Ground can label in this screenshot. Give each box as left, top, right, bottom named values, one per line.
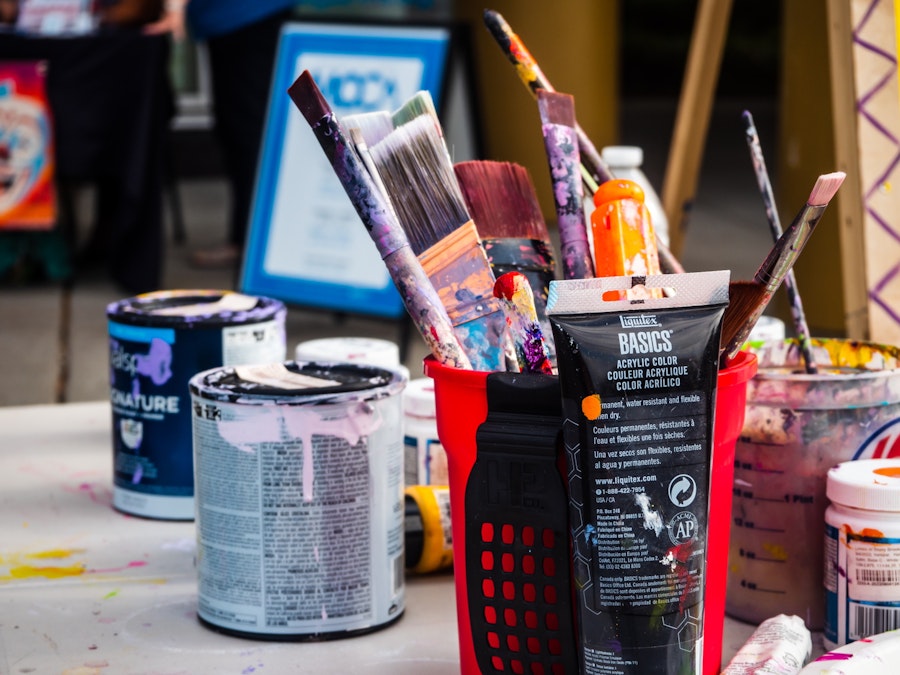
left=109, top=318, right=283, bottom=519
left=191, top=394, right=405, bottom=636
left=825, top=523, right=900, bottom=646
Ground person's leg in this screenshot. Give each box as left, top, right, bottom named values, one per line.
left=191, top=9, right=290, bottom=268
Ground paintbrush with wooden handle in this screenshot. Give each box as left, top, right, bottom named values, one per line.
left=287, top=70, right=472, bottom=370
left=721, top=171, right=846, bottom=364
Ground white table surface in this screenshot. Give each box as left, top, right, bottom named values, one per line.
left=0, top=401, right=789, bottom=674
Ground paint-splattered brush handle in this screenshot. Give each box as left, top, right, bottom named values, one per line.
left=288, top=73, right=471, bottom=370
left=743, top=110, right=817, bottom=373
left=493, top=272, right=554, bottom=375
left=537, top=94, right=595, bottom=280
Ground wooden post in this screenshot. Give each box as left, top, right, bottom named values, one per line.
left=661, top=0, right=734, bottom=258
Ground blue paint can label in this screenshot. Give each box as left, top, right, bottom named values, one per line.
left=107, top=291, right=286, bottom=520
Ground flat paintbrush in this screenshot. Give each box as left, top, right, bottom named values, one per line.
left=455, top=159, right=557, bottom=365
left=743, top=109, right=818, bottom=373
left=482, top=9, right=684, bottom=275
left=721, top=171, right=846, bottom=364
left=536, top=89, right=595, bottom=280
left=369, top=114, right=512, bottom=372
left=286, top=70, right=471, bottom=370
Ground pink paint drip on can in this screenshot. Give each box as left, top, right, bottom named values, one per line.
left=188, top=360, right=407, bottom=639
left=106, top=290, right=286, bottom=520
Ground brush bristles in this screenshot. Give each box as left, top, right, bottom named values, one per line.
left=391, top=90, right=438, bottom=128
left=342, top=111, right=393, bottom=147
left=369, top=115, right=470, bottom=255
left=721, top=281, right=767, bottom=349
left=537, top=89, right=575, bottom=127
left=455, top=160, right=550, bottom=241
left=808, top=171, right=846, bottom=206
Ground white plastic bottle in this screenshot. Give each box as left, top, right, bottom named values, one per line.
left=824, top=459, right=900, bottom=650
left=601, top=145, right=670, bottom=247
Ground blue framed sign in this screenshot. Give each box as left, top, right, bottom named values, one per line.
left=240, top=21, right=453, bottom=318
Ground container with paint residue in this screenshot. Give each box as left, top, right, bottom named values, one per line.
left=107, top=290, right=286, bottom=520
left=189, top=360, right=407, bottom=639
left=825, top=459, right=900, bottom=650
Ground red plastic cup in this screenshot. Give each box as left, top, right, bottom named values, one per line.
left=705, top=350, right=757, bottom=674
left=425, top=350, right=757, bottom=675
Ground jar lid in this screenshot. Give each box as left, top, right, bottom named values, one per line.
left=295, top=337, right=400, bottom=370
left=404, top=378, right=436, bottom=418
left=827, top=459, right=900, bottom=511
left=601, top=145, right=643, bottom=168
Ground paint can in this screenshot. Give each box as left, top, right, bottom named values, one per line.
left=403, top=378, right=445, bottom=486
left=188, top=360, right=407, bottom=639
left=106, top=290, right=286, bottom=520
left=825, top=459, right=900, bottom=649
left=294, top=336, right=401, bottom=371
left=727, top=338, right=900, bottom=630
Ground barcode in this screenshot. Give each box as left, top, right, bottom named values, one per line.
left=856, top=568, right=900, bottom=586
left=392, top=553, right=404, bottom=594
left=850, top=603, right=900, bottom=639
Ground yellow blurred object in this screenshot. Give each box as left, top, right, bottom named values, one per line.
left=405, top=485, right=453, bottom=575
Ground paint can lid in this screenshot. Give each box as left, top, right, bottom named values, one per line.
left=827, top=459, right=900, bottom=511
left=189, top=360, right=406, bottom=405
left=404, top=378, right=436, bottom=418
left=295, top=337, right=400, bottom=369
left=107, top=289, right=284, bottom=328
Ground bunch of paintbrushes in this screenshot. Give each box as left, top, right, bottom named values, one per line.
left=290, top=75, right=520, bottom=372
left=287, top=71, right=472, bottom=370
left=483, top=8, right=684, bottom=277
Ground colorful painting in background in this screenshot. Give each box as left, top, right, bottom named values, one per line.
left=0, top=60, right=56, bottom=231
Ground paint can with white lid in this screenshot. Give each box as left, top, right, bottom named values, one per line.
left=106, top=289, right=286, bottom=520
left=825, top=458, right=900, bottom=649
left=295, top=336, right=408, bottom=378
left=403, top=378, right=445, bottom=486
left=189, top=360, right=407, bottom=639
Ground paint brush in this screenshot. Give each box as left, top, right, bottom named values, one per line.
left=391, top=90, right=439, bottom=128
left=742, top=109, right=817, bottom=373
left=535, top=89, right=595, bottom=280
left=286, top=70, right=472, bottom=370
left=369, top=114, right=512, bottom=372
left=493, top=271, right=554, bottom=375
left=721, top=171, right=846, bottom=363
left=482, top=9, right=684, bottom=275
left=453, top=160, right=556, bottom=313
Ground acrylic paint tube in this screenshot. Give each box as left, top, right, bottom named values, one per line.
left=546, top=270, right=729, bottom=674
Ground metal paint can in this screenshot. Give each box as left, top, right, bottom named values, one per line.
left=106, top=290, right=286, bottom=520
left=188, top=360, right=407, bottom=639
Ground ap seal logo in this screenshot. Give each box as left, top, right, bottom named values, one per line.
left=668, top=511, right=699, bottom=546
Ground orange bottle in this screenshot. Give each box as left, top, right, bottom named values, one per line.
left=590, top=178, right=661, bottom=279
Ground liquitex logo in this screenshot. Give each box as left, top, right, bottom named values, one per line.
left=620, top=314, right=660, bottom=329
left=853, top=418, right=900, bottom=460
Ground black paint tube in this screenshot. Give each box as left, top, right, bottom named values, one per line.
left=546, top=271, right=729, bottom=675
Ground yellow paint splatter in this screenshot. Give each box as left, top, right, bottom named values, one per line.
left=5, top=564, right=85, bottom=580
left=0, top=548, right=86, bottom=581
left=761, top=543, right=788, bottom=561
left=582, top=394, right=602, bottom=421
